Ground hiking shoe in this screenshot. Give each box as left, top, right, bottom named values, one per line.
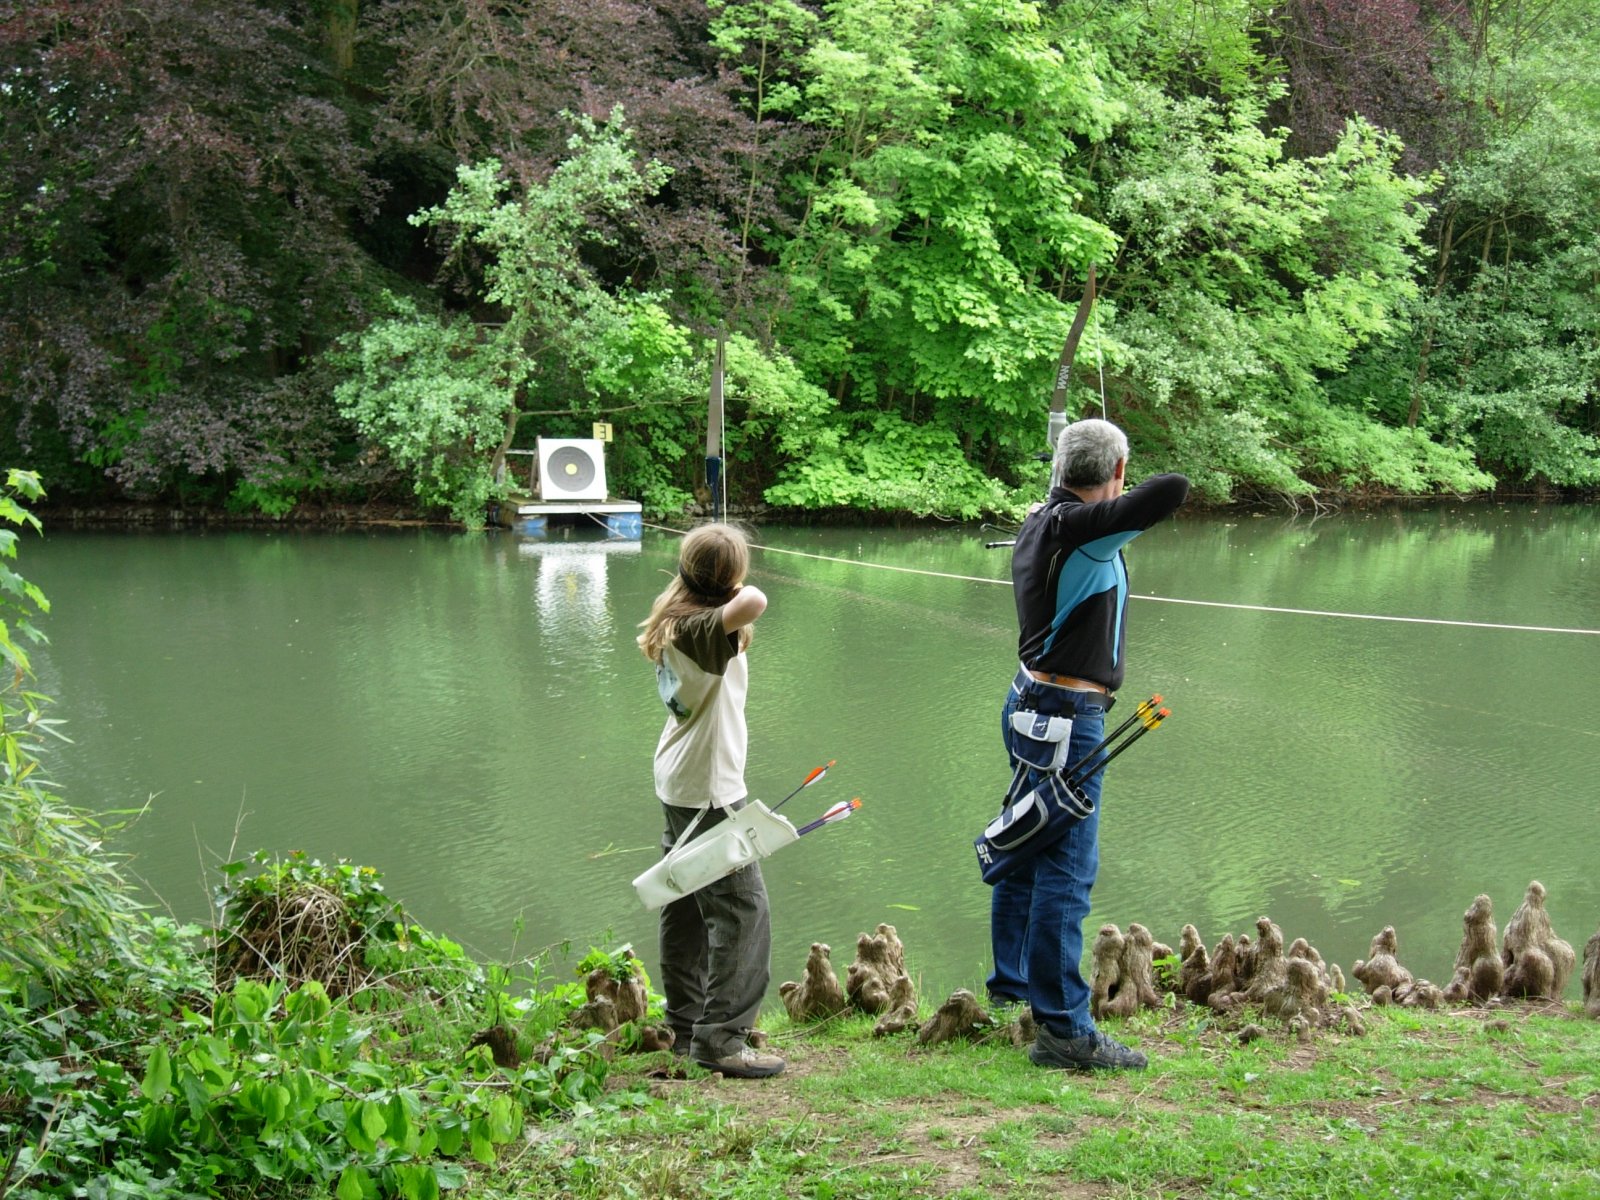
left=1029, top=1026, right=1146, bottom=1071
left=669, top=1028, right=692, bottom=1057
left=695, top=1045, right=786, bottom=1079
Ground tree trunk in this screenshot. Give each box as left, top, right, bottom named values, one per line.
left=1408, top=208, right=1456, bottom=428
left=322, top=0, right=358, bottom=74
left=491, top=403, right=519, bottom=489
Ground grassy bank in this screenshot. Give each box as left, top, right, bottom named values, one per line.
left=470, top=1000, right=1600, bottom=1200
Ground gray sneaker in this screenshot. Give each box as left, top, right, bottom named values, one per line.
left=695, top=1045, right=786, bottom=1079
left=1029, top=1025, right=1146, bottom=1071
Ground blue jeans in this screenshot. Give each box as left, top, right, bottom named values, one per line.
left=987, top=673, right=1109, bottom=1039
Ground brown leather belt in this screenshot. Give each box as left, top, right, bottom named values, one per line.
left=1027, top=669, right=1112, bottom=696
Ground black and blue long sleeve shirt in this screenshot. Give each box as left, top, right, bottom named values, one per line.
left=1011, top=474, right=1189, bottom=692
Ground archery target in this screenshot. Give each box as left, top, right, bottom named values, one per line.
left=536, top=438, right=608, bottom=501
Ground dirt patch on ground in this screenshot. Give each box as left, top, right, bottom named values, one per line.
left=640, top=1057, right=1117, bottom=1198
left=611, top=1002, right=1598, bottom=1198
left=629, top=1025, right=1194, bottom=1198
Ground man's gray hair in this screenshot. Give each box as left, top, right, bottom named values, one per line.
left=1051, top=418, right=1129, bottom=489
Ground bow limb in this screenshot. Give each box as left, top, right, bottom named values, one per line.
left=1047, top=264, right=1098, bottom=453
left=705, top=330, right=726, bottom=521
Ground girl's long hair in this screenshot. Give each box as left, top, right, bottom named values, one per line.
left=637, top=522, right=753, bottom=663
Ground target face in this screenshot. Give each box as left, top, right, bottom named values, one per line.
left=535, top=438, right=609, bottom=502
left=545, top=445, right=597, bottom=493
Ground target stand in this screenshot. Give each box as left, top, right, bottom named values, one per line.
left=493, top=438, right=642, bottom=538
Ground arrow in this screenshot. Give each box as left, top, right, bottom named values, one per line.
left=771, top=759, right=835, bottom=813
left=1065, top=699, right=1169, bottom=785
left=1059, top=695, right=1160, bottom=786
left=1086, top=706, right=1169, bottom=775
left=797, top=797, right=861, bottom=836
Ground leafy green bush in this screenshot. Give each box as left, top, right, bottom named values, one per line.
left=213, top=850, right=413, bottom=995
left=1287, top=395, right=1494, bottom=495
left=4, top=971, right=622, bottom=1199
left=764, top=411, right=1023, bottom=519
left=210, top=850, right=565, bottom=1035
left=6, top=844, right=639, bottom=1200
left=129, top=977, right=596, bottom=1200
left=332, top=295, right=523, bottom=528
left=0, top=470, right=149, bottom=1004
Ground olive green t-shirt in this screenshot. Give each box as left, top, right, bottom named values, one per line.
left=652, top=607, right=748, bottom=808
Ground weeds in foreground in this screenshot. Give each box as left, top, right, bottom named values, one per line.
left=2, top=849, right=649, bottom=1200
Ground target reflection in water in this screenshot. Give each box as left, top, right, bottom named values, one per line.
left=520, top=535, right=640, bottom=640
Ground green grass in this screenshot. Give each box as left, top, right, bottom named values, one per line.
left=467, top=1001, right=1600, bottom=1199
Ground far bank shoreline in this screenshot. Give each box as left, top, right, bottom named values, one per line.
left=33, top=484, right=1596, bottom=533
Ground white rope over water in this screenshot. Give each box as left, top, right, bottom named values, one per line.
left=1133, top=594, right=1600, bottom=637
left=640, top=518, right=1600, bottom=637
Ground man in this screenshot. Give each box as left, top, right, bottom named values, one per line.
left=989, top=418, right=1188, bottom=1070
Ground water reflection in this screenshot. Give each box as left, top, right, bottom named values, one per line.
left=522, top=536, right=640, bottom=642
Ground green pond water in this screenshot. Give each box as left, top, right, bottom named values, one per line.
left=23, top=504, right=1600, bottom=998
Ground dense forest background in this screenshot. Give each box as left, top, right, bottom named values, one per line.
left=2, top=0, right=1596, bottom=524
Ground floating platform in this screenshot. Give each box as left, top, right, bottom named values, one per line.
left=492, top=496, right=643, bottom=538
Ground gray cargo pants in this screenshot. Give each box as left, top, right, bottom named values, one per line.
left=658, top=800, right=772, bottom=1061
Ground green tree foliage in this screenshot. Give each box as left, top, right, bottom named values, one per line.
left=332, top=298, right=529, bottom=526
left=333, top=116, right=674, bottom=524
left=707, top=0, right=821, bottom=264
left=1095, top=78, right=1479, bottom=499
left=2, top=0, right=1598, bottom=517
left=1061, top=0, right=1497, bottom=502
left=771, top=0, right=1120, bottom=467
left=0, top=0, right=385, bottom=512
left=371, top=0, right=788, bottom=315
left=1405, top=1, right=1600, bottom=485
left=712, top=0, right=1512, bottom=509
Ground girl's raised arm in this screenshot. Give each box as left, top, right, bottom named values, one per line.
left=721, top=584, right=767, bottom=633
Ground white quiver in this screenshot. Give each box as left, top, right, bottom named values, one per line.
left=632, top=801, right=800, bottom=910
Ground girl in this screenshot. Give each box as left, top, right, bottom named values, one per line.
left=636, top=522, right=784, bottom=1079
